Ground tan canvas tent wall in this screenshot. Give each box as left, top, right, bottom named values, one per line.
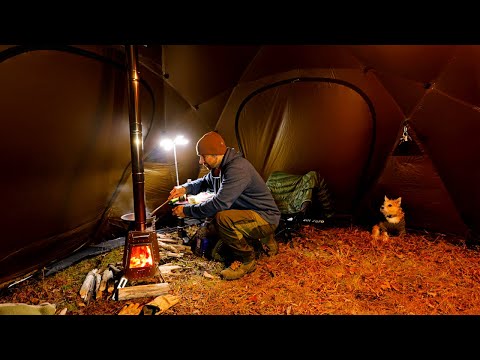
left=0, top=44, right=478, bottom=287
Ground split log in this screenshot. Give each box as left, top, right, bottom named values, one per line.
left=107, top=278, right=115, bottom=294
left=157, top=239, right=183, bottom=245
left=117, top=283, right=170, bottom=301
left=168, top=244, right=191, bottom=252
left=94, top=273, right=102, bottom=298
left=158, top=241, right=179, bottom=253
left=157, top=235, right=180, bottom=243
left=79, top=269, right=98, bottom=302
left=99, top=269, right=113, bottom=292
left=109, top=264, right=122, bottom=276
left=163, top=252, right=184, bottom=258
left=100, top=269, right=114, bottom=297
left=159, top=265, right=183, bottom=274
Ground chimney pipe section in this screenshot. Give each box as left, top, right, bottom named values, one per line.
left=125, top=45, right=147, bottom=231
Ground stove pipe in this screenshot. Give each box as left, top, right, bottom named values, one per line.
left=125, top=45, right=147, bottom=231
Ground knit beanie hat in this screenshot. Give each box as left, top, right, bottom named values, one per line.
left=196, top=131, right=227, bottom=156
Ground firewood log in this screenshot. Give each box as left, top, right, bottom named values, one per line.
left=164, top=252, right=184, bottom=258
left=79, top=269, right=98, bottom=302
left=109, top=264, right=122, bottom=276
left=107, top=278, right=115, bottom=294
left=117, top=283, right=170, bottom=301
left=177, top=245, right=193, bottom=253
left=158, top=241, right=179, bottom=253
left=156, top=236, right=180, bottom=244
left=94, top=273, right=102, bottom=299
left=158, top=265, right=183, bottom=274
left=99, top=269, right=113, bottom=292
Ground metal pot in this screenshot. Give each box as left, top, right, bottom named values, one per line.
left=120, top=212, right=156, bottom=230
left=120, top=212, right=154, bottom=222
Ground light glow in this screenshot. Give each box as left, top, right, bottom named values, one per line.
left=159, top=134, right=189, bottom=186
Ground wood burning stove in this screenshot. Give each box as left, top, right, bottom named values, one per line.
left=122, top=231, right=161, bottom=281
left=113, top=45, right=165, bottom=300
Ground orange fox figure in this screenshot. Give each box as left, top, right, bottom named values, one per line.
left=372, top=195, right=406, bottom=241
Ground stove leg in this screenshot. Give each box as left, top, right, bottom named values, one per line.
left=157, top=271, right=166, bottom=283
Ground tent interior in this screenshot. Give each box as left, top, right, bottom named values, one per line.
left=1, top=44, right=479, bottom=288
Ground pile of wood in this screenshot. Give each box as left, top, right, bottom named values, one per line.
left=78, top=233, right=195, bottom=303
left=78, top=264, right=120, bottom=303
left=156, top=233, right=193, bottom=259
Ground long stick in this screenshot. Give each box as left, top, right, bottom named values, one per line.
left=150, top=198, right=171, bottom=217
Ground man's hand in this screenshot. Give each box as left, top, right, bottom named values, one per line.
left=168, top=186, right=186, bottom=201
left=172, top=205, right=185, bottom=218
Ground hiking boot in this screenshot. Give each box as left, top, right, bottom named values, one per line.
left=220, top=259, right=257, bottom=280
left=260, top=234, right=278, bottom=257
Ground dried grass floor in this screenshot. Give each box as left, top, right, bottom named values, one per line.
left=2, top=225, right=480, bottom=315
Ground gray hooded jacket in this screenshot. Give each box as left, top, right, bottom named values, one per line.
left=182, top=148, right=281, bottom=226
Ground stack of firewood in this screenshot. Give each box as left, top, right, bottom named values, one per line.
left=79, top=264, right=121, bottom=303
left=156, top=233, right=193, bottom=258
left=79, top=262, right=175, bottom=303
left=78, top=235, right=194, bottom=303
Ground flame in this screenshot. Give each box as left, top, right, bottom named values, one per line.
left=129, top=245, right=153, bottom=268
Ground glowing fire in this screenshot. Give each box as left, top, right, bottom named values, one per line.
left=129, top=245, right=153, bottom=268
